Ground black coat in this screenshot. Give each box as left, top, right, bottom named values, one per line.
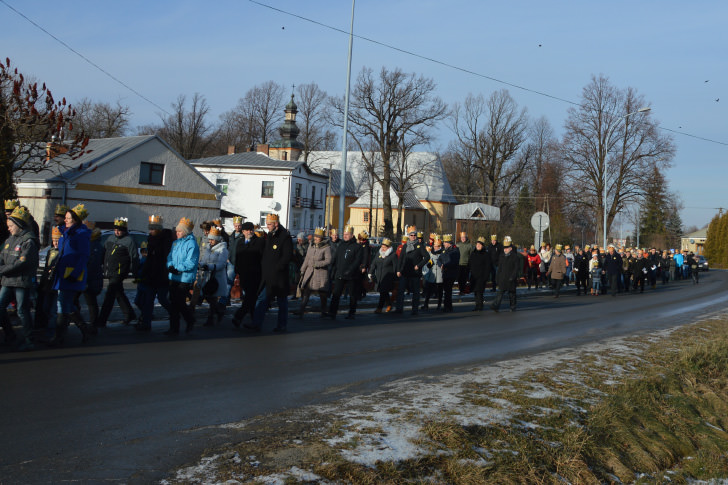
left=438, top=246, right=460, bottom=282
left=603, top=251, right=623, bottom=276
left=142, top=229, right=173, bottom=288
left=260, top=225, right=293, bottom=297
left=235, top=235, right=264, bottom=291
left=468, top=248, right=492, bottom=284
left=397, top=241, right=429, bottom=277
left=331, top=238, right=364, bottom=280
left=488, top=242, right=503, bottom=265
left=370, top=248, right=398, bottom=292
left=496, top=249, right=521, bottom=290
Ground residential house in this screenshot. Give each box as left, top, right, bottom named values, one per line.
left=681, top=227, right=707, bottom=255
left=14, top=135, right=220, bottom=245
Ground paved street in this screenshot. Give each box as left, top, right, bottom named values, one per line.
left=1, top=272, right=726, bottom=483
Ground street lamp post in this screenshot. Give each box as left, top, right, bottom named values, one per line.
left=602, top=106, right=651, bottom=250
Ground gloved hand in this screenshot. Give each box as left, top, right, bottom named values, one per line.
left=168, top=266, right=181, bottom=275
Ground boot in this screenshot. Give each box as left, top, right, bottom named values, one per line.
left=203, top=309, right=215, bottom=327
left=48, top=314, right=70, bottom=347
left=70, top=311, right=96, bottom=343
left=296, top=293, right=310, bottom=317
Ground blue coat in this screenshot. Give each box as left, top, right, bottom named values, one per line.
left=167, top=233, right=199, bottom=284
left=53, top=223, right=91, bottom=292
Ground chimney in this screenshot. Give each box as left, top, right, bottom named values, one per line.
left=45, top=141, right=69, bottom=161
left=256, top=144, right=269, bottom=156
left=227, top=145, right=235, bottom=155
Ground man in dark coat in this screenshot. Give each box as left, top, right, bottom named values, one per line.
left=602, top=244, right=623, bottom=297
left=135, top=215, right=173, bottom=331
left=490, top=236, right=520, bottom=312
left=326, top=226, right=364, bottom=320
left=468, top=237, right=492, bottom=311
left=395, top=226, right=429, bottom=315
left=632, top=249, right=648, bottom=293
left=94, top=217, right=139, bottom=327
left=232, top=221, right=264, bottom=326
left=248, top=214, right=292, bottom=332
left=573, top=247, right=590, bottom=296
left=487, top=234, right=502, bottom=292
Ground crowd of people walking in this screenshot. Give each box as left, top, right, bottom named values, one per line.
left=0, top=198, right=705, bottom=351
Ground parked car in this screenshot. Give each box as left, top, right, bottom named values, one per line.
left=698, top=255, right=709, bottom=271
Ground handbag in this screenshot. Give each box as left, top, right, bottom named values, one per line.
left=202, top=276, right=219, bottom=296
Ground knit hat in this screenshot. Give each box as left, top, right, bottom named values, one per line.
left=8, top=206, right=30, bottom=228
left=208, top=226, right=222, bottom=241
left=297, top=232, right=305, bottom=240
left=54, top=204, right=69, bottom=216
left=148, top=214, right=163, bottom=230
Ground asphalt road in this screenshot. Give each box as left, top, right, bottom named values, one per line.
left=1, top=271, right=726, bottom=483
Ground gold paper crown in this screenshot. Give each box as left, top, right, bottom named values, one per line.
left=9, top=206, right=30, bottom=224
left=54, top=204, right=69, bottom=216
left=212, top=219, right=222, bottom=226
left=381, top=237, right=392, bottom=246
left=442, top=234, right=453, bottom=243
left=149, top=214, right=163, bottom=226
left=344, top=225, right=355, bottom=234
left=178, top=217, right=194, bottom=230
left=401, top=235, right=408, bottom=242
left=416, top=231, right=423, bottom=238
left=233, top=216, right=243, bottom=224
left=529, top=244, right=535, bottom=250
left=71, top=204, right=88, bottom=221
left=407, top=225, right=417, bottom=234
left=477, top=236, right=487, bottom=244
left=503, top=236, right=512, bottom=247
left=491, top=234, right=497, bottom=240
left=314, top=227, right=325, bottom=237
left=114, top=217, right=128, bottom=228
left=141, top=241, right=148, bottom=249
left=4, top=199, right=20, bottom=211
left=460, top=231, right=468, bottom=237
left=52, top=226, right=63, bottom=239
left=429, top=233, right=437, bottom=240
left=329, top=228, right=337, bottom=235
left=265, top=213, right=279, bottom=223
left=555, top=244, right=562, bottom=251
left=209, top=226, right=222, bottom=238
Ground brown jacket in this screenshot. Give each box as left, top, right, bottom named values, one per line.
left=299, top=241, right=331, bottom=291
left=548, top=253, right=567, bottom=280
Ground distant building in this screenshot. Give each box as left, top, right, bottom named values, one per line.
left=15, top=135, right=220, bottom=245
left=681, top=227, right=707, bottom=255
left=308, top=151, right=457, bottom=235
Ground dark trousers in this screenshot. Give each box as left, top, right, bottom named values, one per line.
left=234, top=281, right=259, bottom=322
left=96, top=279, right=134, bottom=325
left=552, top=278, right=563, bottom=297
left=300, top=287, right=328, bottom=314
left=396, top=276, right=421, bottom=312
left=608, top=273, right=619, bottom=296
left=139, top=285, right=170, bottom=327
left=457, top=266, right=470, bottom=293
left=377, top=291, right=392, bottom=310
left=76, top=288, right=100, bottom=325
left=633, top=274, right=645, bottom=292
left=443, top=279, right=455, bottom=310
left=473, top=277, right=487, bottom=309
left=169, top=281, right=194, bottom=331
left=491, top=284, right=517, bottom=311
left=527, top=268, right=539, bottom=288
left=623, top=273, right=632, bottom=292
left=329, top=278, right=359, bottom=317
left=490, top=265, right=498, bottom=291
left=423, top=282, right=442, bottom=308
left=575, top=272, right=588, bottom=294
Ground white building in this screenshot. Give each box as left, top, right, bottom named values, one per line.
left=190, top=150, right=329, bottom=235
left=15, top=135, right=220, bottom=244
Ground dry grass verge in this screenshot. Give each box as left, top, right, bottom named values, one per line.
left=163, top=314, right=728, bottom=484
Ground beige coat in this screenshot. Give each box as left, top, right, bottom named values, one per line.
left=299, top=241, right=331, bottom=291
left=548, top=253, right=567, bottom=280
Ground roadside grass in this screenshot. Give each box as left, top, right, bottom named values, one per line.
left=164, top=315, right=728, bottom=484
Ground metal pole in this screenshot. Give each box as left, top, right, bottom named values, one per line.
left=338, top=0, right=356, bottom=234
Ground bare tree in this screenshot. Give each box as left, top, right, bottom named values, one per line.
left=330, top=67, right=447, bottom=237
left=0, top=58, right=88, bottom=198
left=154, top=93, right=214, bottom=159
left=72, top=98, right=130, bottom=138
left=449, top=90, right=529, bottom=210
left=295, top=82, right=337, bottom=167
left=562, top=75, right=675, bottom=240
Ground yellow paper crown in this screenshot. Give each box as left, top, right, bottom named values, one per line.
left=71, top=204, right=88, bottom=221
left=314, top=227, right=326, bottom=237
left=381, top=237, right=392, bottom=246
left=209, top=226, right=222, bottom=238
left=4, top=199, right=20, bottom=211
left=265, top=213, right=279, bottom=223
left=9, top=206, right=30, bottom=224
left=178, top=217, right=194, bottom=230
left=442, top=234, right=453, bottom=243
left=149, top=214, right=163, bottom=227
left=114, top=217, right=128, bottom=228
left=344, top=225, right=355, bottom=234
left=477, top=236, right=487, bottom=244
left=233, top=216, right=243, bottom=224
left=503, top=236, right=512, bottom=247
left=54, top=204, right=69, bottom=216
left=52, top=226, right=63, bottom=239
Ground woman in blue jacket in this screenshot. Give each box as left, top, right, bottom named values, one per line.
left=165, top=217, right=199, bottom=335
left=50, top=204, right=95, bottom=346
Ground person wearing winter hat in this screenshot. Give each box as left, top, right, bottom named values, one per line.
left=0, top=206, right=39, bottom=350
left=49, top=204, right=95, bottom=346
left=94, top=217, right=139, bottom=328
left=198, top=226, right=229, bottom=326
left=296, top=227, right=331, bottom=317
left=164, top=217, right=199, bottom=335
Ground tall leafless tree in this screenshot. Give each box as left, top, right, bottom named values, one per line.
left=295, top=82, right=337, bottom=167
left=148, top=93, right=214, bottom=159
left=219, top=81, right=285, bottom=152
left=72, top=98, right=130, bottom=138
left=449, top=90, right=529, bottom=211
left=330, top=67, right=447, bottom=237
left=561, top=75, right=675, bottom=241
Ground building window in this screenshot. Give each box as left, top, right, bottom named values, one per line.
left=260, top=212, right=270, bottom=227
left=318, top=215, right=323, bottom=227
left=309, top=214, right=314, bottom=229
left=216, top=178, right=229, bottom=195
left=261, top=181, right=274, bottom=198
left=139, top=162, right=164, bottom=185
left=363, top=212, right=369, bottom=223
left=295, top=183, right=302, bottom=198
left=292, top=213, right=301, bottom=229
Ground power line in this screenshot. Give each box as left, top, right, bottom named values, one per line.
left=1, top=0, right=170, bottom=116
left=249, top=0, right=728, bottom=148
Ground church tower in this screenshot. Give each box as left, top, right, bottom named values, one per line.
left=269, top=94, right=304, bottom=161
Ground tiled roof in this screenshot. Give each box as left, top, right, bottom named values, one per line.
left=189, top=152, right=302, bottom=169
left=319, top=168, right=357, bottom=197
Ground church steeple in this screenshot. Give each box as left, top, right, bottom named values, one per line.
left=269, top=93, right=304, bottom=161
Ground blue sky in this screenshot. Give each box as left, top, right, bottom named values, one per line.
left=3, top=0, right=726, bottom=230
